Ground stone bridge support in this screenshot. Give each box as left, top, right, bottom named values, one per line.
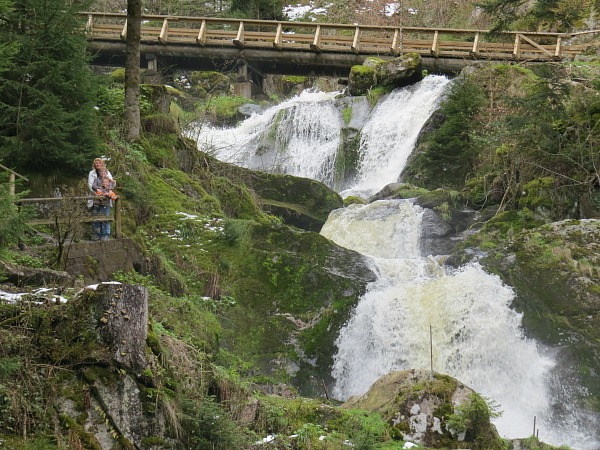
left=234, top=57, right=265, bottom=99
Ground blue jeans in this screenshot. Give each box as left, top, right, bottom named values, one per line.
left=92, top=203, right=111, bottom=240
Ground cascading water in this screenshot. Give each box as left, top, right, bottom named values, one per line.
left=190, top=90, right=344, bottom=186
left=192, top=75, right=599, bottom=449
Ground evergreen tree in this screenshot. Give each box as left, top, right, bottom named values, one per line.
left=230, top=0, right=285, bottom=20
left=0, top=0, right=100, bottom=174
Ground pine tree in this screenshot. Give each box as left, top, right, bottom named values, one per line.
left=0, top=0, right=100, bottom=173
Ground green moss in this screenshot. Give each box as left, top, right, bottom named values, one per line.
left=343, top=195, right=367, bottom=206
left=59, top=414, right=103, bottom=450
left=282, top=75, right=308, bottom=84
left=342, top=106, right=352, bottom=125
left=367, top=84, right=394, bottom=106
left=349, top=65, right=376, bottom=96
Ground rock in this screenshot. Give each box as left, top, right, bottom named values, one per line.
left=375, top=52, right=423, bottom=88
left=238, top=103, right=263, bottom=117
left=348, top=65, right=376, bottom=96
left=64, top=238, right=145, bottom=285
left=189, top=70, right=230, bottom=95
left=342, top=369, right=503, bottom=449
left=0, top=260, right=74, bottom=287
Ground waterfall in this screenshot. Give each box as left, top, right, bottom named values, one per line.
left=191, top=90, right=343, bottom=186
left=192, top=76, right=598, bottom=449
left=341, top=76, right=451, bottom=198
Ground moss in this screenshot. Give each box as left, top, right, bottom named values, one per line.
left=349, top=65, right=376, bottom=96
left=59, top=413, right=103, bottom=450
left=342, top=106, right=352, bottom=125
left=343, top=195, right=367, bottom=206
left=281, top=75, right=308, bottom=85
left=367, top=84, right=394, bottom=106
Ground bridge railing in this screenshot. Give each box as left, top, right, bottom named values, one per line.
left=81, top=12, right=589, bottom=61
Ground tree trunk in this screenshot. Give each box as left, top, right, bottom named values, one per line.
left=125, top=0, right=142, bottom=141
left=93, top=283, right=148, bottom=371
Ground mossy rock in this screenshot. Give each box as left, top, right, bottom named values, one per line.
left=348, top=65, right=376, bottom=96
left=219, top=220, right=376, bottom=395
left=342, top=370, right=504, bottom=449
left=189, top=71, right=230, bottom=95
left=196, top=151, right=343, bottom=231
left=374, top=52, right=423, bottom=88
left=279, top=75, right=312, bottom=96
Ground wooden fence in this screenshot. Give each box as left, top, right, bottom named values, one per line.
left=17, top=196, right=122, bottom=239
left=81, top=12, right=591, bottom=61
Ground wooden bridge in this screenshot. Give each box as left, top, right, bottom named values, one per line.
left=82, top=12, right=593, bottom=79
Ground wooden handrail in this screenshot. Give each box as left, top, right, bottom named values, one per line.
left=0, top=163, right=28, bottom=197
left=80, top=12, right=589, bottom=63
left=17, top=196, right=122, bottom=239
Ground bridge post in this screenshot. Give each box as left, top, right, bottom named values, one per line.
left=146, top=54, right=158, bottom=71
left=234, top=58, right=252, bottom=98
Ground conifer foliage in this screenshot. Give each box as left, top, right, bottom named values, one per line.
left=0, top=0, right=100, bottom=173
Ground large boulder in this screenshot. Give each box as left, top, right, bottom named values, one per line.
left=195, top=150, right=343, bottom=232
left=342, top=369, right=504, bottom=449
left=375, top=52, right=423, bottom=88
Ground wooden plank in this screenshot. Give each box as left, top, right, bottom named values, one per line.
left=351, top=26, right=360, bottom=54
left=310, top=24, right=322, bottom=52
left=197, top=19, right=207, bottom=45
left=233, top=21, right=245, bottom=48
left=274, top=22, right=283, bottom=49
left=159, top=17, right=169, bottom=43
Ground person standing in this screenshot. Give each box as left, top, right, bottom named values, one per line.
left=93, top=173, right=117, bottom=241
left=88, top=158, right=114, bottom=240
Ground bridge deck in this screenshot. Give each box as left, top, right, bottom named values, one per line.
left=82, top=13, right=593, bottom=75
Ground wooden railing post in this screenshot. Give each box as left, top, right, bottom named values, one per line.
left=120, top=20, right=127, bottom=41
left=114, top=197, right=122, bottom=238
left=471, top=32, right=480, bottom=56
left=233, top=21, right=245, bottom=48
left=310, top=25, right=322, bottom=52
left=273, top=22, right=283, bottom=49
left=431, top=30, right=439, bottom=57
left=351, top=26, right=360, bottom=54
left=196, top=19, right=207, bottom=45
left=513, top=33, right=522, bottom=60
left=159, top=17, right=169, bottom=43
left=555, top=36, right=563, bottom=58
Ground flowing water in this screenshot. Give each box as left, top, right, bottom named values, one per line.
left=193, top=75, right=599, bottom=449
